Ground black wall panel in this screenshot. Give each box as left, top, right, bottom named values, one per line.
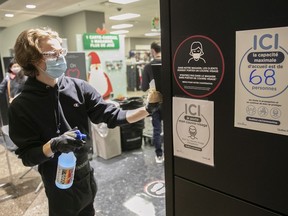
left=175, top=177, right=281, bottom=216
left=162, top=0, right=288, bottom=215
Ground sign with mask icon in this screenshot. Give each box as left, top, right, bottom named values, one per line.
left=173, top=35, right=225, bottom=98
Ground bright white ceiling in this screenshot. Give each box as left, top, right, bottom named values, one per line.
left=0, top=0, right=161, bottom=38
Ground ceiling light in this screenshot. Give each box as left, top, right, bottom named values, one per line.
left=109, top=0, right=140, bottom=4
left=110, top=30, right=129, bottom=34
left=112, top=24, right=133, bottom=29
left=145, top=32, right=161, bottom=37
left=26, top=4, right=36, bottom=9
left=109, top=13, right=140, bottom=21
left=5, top=13, right=14, bottom=18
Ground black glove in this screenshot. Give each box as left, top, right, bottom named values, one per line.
left=50, top=134, right=85, bottom=153
left=145, top=102, right=161, bottom=114
left=145, top=88, right=162, bottom=114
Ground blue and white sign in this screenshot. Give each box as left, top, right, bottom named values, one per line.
left=235, top=27, right=288, bottom=135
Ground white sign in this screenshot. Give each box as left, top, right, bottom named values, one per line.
left=173, top=97, right=214, bottom=166
left=235, top=27, right=288, bottom=136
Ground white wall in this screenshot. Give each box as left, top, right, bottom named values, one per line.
left=0, top=16, right=63, bottom=57
left=62, top=12, right=87, bottom=51
left=0, top=16, right=63, bottom=76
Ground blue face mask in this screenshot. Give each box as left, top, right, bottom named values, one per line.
left=45, top=55, right=67, bottom=79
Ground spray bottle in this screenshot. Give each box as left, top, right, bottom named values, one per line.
left=55, top=130, right=87, bottom=189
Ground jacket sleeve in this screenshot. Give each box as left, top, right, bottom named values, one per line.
left=81, top=81, right=129, bottom=128
left=0, top=75, right=8, bottom=94
left=8, top=102, right=51, bottom=167
left=141, top=63, right=152, bottom=92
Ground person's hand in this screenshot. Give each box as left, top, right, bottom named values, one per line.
left=50, top=130, right=85, bottom=153
left=147, top=88, right=163, bottom=103
left=145, top=88, right=163, bottom=114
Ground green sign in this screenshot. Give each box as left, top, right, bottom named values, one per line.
left=83, top=33, right=120, bottom=50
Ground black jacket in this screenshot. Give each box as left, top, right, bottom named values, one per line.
left=141, top=58, right=161, bottom=91
left=0, top=74, right=27, bottom=98
left=8, top=75, right=127, bottom=184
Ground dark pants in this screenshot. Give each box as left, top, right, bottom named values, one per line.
left=44, top=163, right=97, bottom=216
left=152, top=109, right=162, bottom=157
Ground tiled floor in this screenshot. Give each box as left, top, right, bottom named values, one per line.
left=92, top=144, right=166, bottom=216
left=0, top=135, right=166, bottom=216
left=0, top=139, right=44, bottom=216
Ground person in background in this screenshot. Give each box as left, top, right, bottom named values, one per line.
left=141, top=41, right=164, bottom=163
left=9, top=27, right=162, bottom=216
left=0, top=58, right=27, bottom=103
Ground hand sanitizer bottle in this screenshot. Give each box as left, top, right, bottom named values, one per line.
left=55, top=130, right=86, bottom=189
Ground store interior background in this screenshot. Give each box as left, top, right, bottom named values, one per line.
left=0, top=0, right=162, bottom=118
left=0, top=0, right=166, bottom=215
left=0, top=0, right=161, bottom=58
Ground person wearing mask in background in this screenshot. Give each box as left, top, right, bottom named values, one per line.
left=141, top=41, right=164, bottom=164
left=0, top=58, right=27, bottom=103
left=8, top=27, right=162, bottom=216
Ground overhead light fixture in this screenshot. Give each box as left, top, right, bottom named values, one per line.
left=112, top=24, right=133, bottom=29
left=145, top=32, right=161, bottom=37
left=109, top=0, right=140, bottom=4
left=110, top=30, right=129, bottom=34
left=5, top=13, right=14, bottom=18
left=109, top=13, right=140, bottom=21
left=26, top=4, right=36, bottom=9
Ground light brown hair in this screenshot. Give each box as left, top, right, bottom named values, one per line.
left=14, top=27, right=62, bottom=77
